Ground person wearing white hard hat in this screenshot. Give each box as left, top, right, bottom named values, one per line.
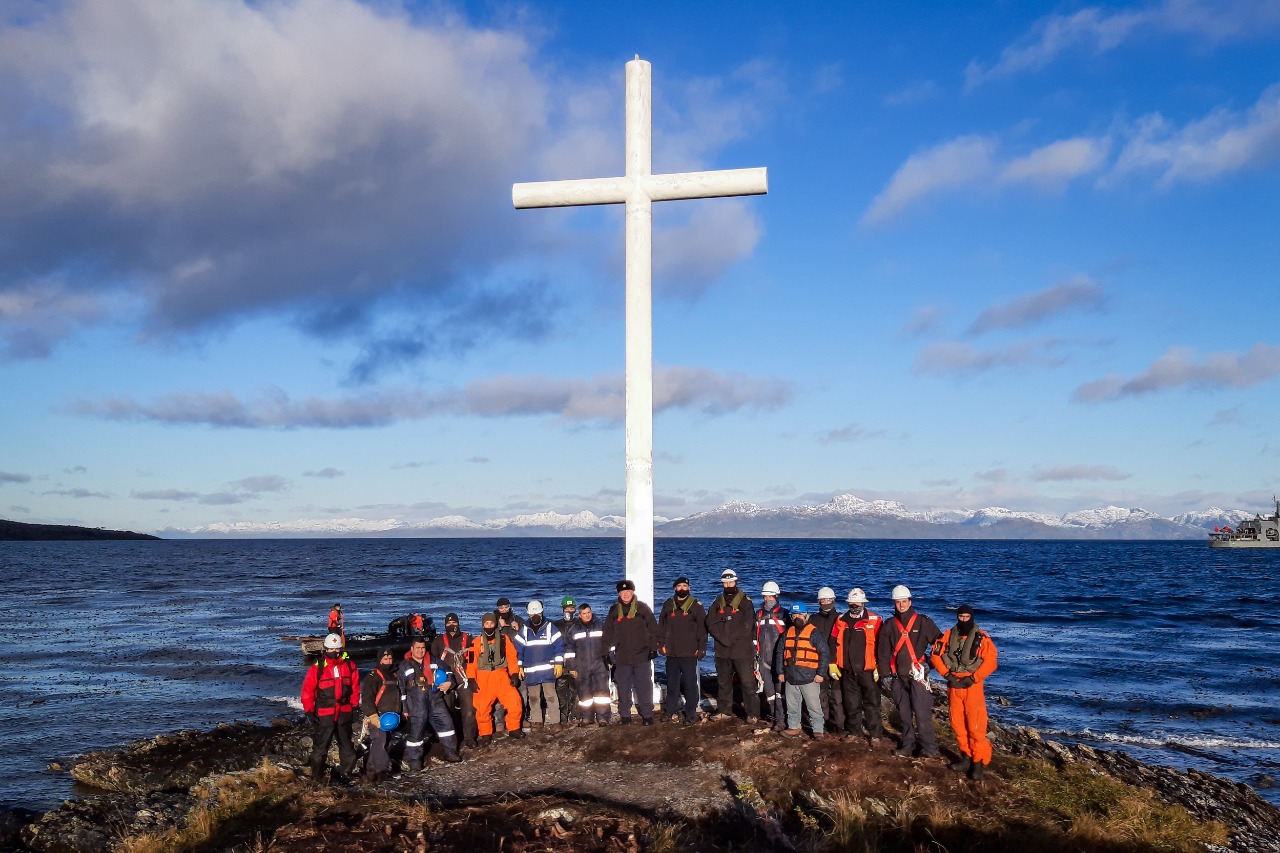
left=831, top=588, right=885, bottom=743
left=706, top=569, right=760, bottom=722
left=876, top=585, right=942, bottom=759
left=514, top=599, right=565, bottom=731
left=809, top=586, right=844, bottom=735
left=755, top=581, right=787, bottom=730
left=301, top=633, right=360, bottom=784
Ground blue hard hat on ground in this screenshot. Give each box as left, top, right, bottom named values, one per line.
left=378, top=711, right=401, bottom=731
left=789, top=602, right=808, bottom=614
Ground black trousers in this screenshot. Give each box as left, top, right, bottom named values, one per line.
left=820, top=675, right=845, bottom=732
left=714, top=656, right=760, bottom=718
left=840, top=669, right=883, bottom=736
left=614, top=662, right=655, bottom=720
left=309, top=712, right=356, bottom=776
left=444, top=683, right=478, bottom=746
left=664, top=656, right=700, bottom=720
left=556, top=673, right=579, bottom=722
left=890, top=677, right=937, bottom=754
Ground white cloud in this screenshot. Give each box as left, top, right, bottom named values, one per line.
left=1000, top=137, right=1111, bottom=188
left=967, top=277, right=1105, bottom=335
left=71, top=365, right=795, bottom=428
left=0, top=1, right=768, bottom=363
left=1030, top=464, right=1131, bottom=482
left=653, top=200, right=762, bottom=300
left=1074, top=344, right=1280, bottom=402
left=1112, top=83, right=1280, bottom=184
left=914, top=338, right=1067, bottom=377
left=966, top=1, right=1280, bottom=90
left=861, top=136, right=996, bottom=225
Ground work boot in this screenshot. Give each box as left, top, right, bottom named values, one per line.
left=619, top=717, right=632, bottom=725
left=406, top=760, right=423, bottom=773
left=544, top=723, right=560, bottom=733
left=641, top=717, right=654, bottom=726
left=507, top=728, right=526, bottom=740
left=308, top=760, right=326, bottom=785
left=949, top=756, right=972, bottom=773
left=475, top=734, right=492, bottom=749
left=893, top=746, right=916, bottom=758
left=780, top=729, right=803, bottom=738
left=531, top=722, right=543, bottom=732
left=968, top=761, right=985, bottom=781
left=441, top=752, right=463, bottom=763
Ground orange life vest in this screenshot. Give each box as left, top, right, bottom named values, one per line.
left=781, top=623, right=821, bottom=670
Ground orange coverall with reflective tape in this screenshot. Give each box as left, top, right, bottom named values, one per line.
left=930, top=627, right=999, bottom=765
left=466, top=633, right=524, bottom=736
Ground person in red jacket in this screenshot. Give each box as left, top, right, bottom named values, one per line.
left=301, top=633, right=359, bottom=783
left=930, top=605, right=999, bottom=780
left=830, top=587, right=884, bottom=742
left=466, top=612, right=526, bottom=745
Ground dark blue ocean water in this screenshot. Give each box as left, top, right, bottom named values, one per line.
left=2, top=538, right=1279, bottom=811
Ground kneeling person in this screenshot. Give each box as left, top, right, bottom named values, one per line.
left=398, top=638, right=462, bottom=769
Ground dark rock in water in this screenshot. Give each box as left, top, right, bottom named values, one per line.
left=68, top=719, right=310, bottom=794
left=0, top=807, right=38, bottom=850
left=1255, top=774, right=1278, bottom=789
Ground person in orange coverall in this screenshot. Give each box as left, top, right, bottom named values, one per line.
left=930, top=604, right=998, bottom=780
left=466, top=611, right=526, bottom=745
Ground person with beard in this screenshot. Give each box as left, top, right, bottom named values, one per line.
left=930, top=605, right=999, bottom=780
left=659, top=576, right=707, bottom=725
left=466, top=612, right=526, bottom=745
left=775, top=603, right=830, bottom=739
left=564, top=603, right=611, bottom=725
left=431, top=613, right=478, bottom=748
left=876, top=585, right=942, bottom=759
left=809, top=586, right=843, bottom=735
left=301, top=632, right=359, bottom=784
left=360, top=648, right=403, bottom=782
left=755, top=581, right=787, bottom=730
left=830, top=588, right=885, bottom=743
left=397, top=637, right=462, bottom=770
left=514, top=600, right=565, bottom=731
left=603, top=579, right=660, bottom=725
left=552, top=596, right=580, bottom=725
left=705, top=569, right=760, bottom=722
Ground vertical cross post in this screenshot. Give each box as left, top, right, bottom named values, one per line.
left=513, top=58, right=767, bottom=610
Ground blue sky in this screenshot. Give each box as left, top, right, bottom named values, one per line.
left=2, top=0, right=1279, bottom=535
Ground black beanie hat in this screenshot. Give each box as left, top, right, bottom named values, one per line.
left=956, top=604, right=975, bottom=618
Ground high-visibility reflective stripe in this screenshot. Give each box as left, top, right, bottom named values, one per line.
left=436, top=728, right=455, bottom=738
left=406, top=740, right=425, bottom=747
left=525, top=663, right=554, bottom=672
left=593, top=697, right=611, bottom=705
left=578, top=699, right=594, bottom=708
left=571, top=630, right=603, bottom=640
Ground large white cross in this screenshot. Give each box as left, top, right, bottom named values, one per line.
left=513, top=58, right=767, bottom=608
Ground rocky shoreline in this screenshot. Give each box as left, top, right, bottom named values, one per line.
left=5, top=704, right=1280, bottom=853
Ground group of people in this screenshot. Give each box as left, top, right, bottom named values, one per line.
left=300, top=573, right=997, bottom=783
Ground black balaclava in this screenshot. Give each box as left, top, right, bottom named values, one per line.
left=376, top=649, right=396, bottom=675
left=956, top=605, right=976, bottom=636
left=482, top=616, right=498, bottom=638
left=445, top=613, right=460, bottom=635
left=530, top=613, right=544, bottom=628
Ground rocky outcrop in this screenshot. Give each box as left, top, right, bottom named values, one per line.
left=10, top=712, right=1280, bottom=852
left=997, top=725, right=1280, bottom=853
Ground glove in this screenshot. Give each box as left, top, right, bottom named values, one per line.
left=695, top=649, right=706, bottom=660
left=956, top=676, right=976, bottom=689
left=829, top=664, right=841, bottom=679
left=554, top=664, right=563, bottom=678
left=570, top=671, right=578, bottom=679
left=648, top=650, right=659, bottom=661
left=305, top=711, right=319, bottom=726
left=509, top=674, right=521, bottom=688
left=518, top=667, right=526, bottom=679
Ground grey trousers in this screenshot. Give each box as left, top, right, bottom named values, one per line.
left=784, top=680, right=823, bottom=734
left=521, top=681, right=560, bottom=724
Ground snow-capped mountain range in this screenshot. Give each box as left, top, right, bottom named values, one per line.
left=166, top=494, right=1257, bottom=539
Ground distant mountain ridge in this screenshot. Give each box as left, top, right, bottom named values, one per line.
left=161, top=494, right=1257, bottom=539
left=0, top=519, right=160, bottom=541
